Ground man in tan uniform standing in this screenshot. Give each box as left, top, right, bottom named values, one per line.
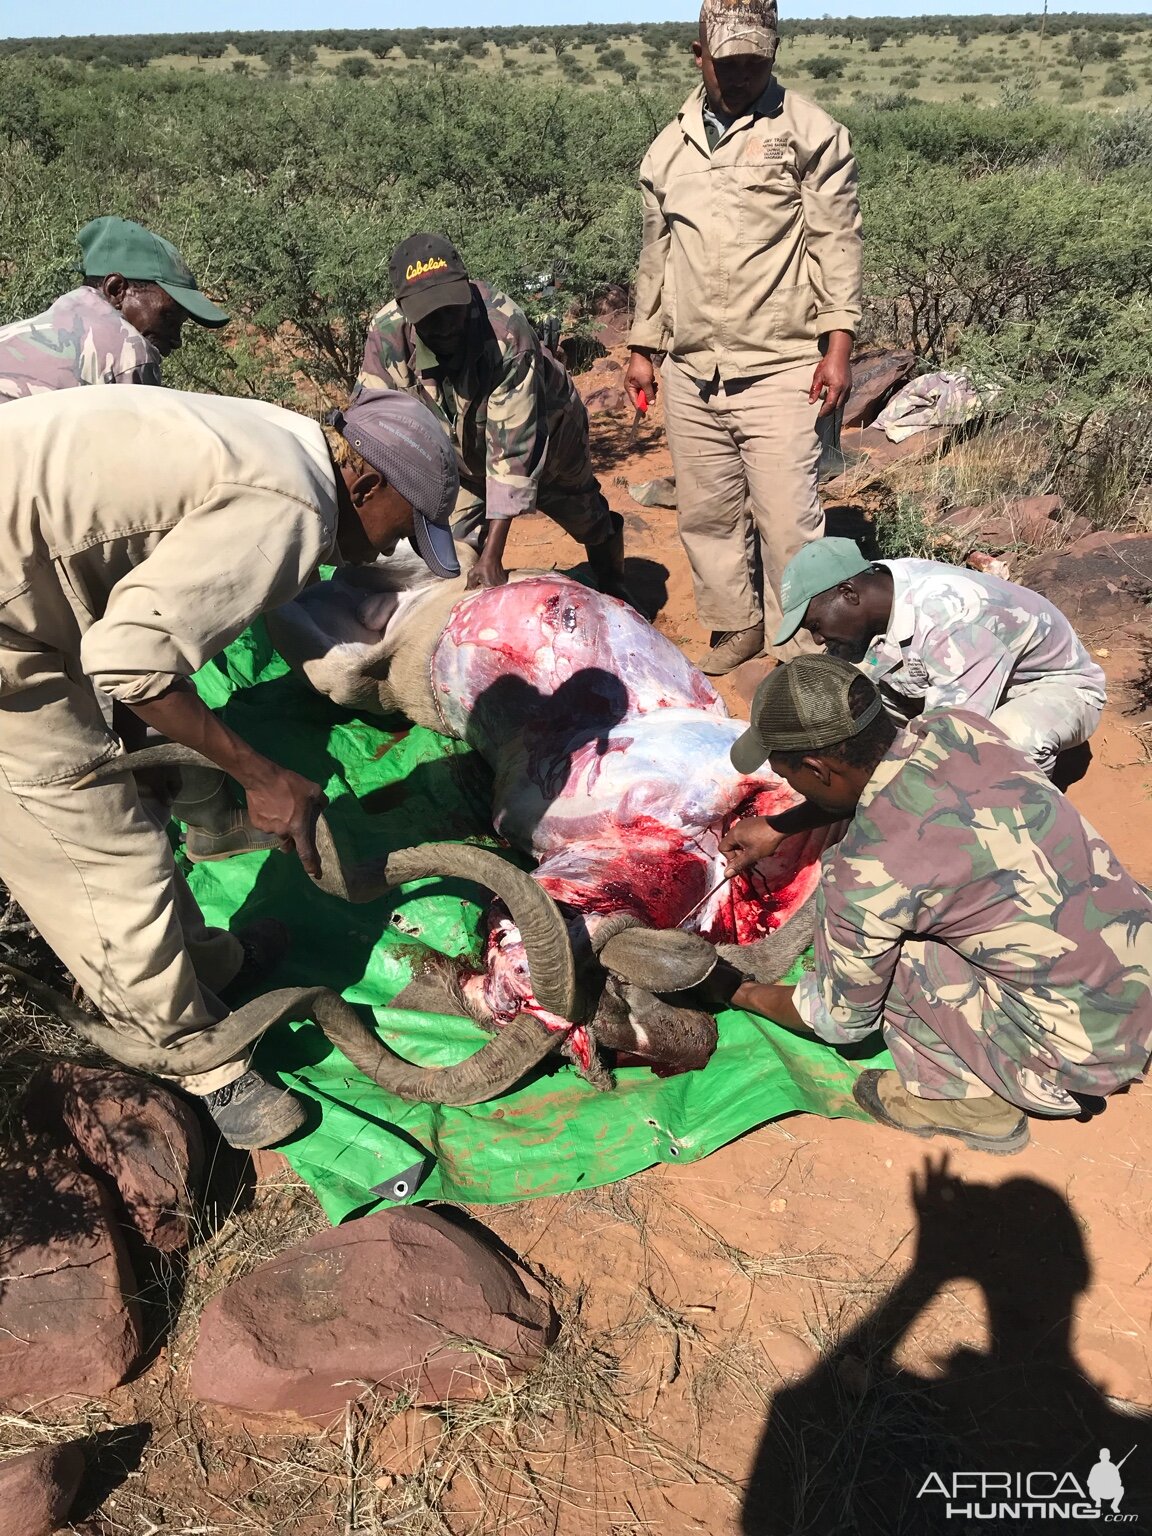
left=627, top=0, right=862, bottom=674
left=0, top=385, right=459, bottom=1149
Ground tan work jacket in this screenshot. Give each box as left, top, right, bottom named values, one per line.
left=629, top=82, right=863, bottom=383
left=0, top=387, right=339, bottom=717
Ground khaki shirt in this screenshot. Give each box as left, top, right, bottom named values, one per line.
left=0, top=387, right=339, bottom=709
left=629, top=83, right=863, bottom=382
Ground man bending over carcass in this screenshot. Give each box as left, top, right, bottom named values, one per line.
left=774, top=537, right=1105, bottom=779
left=0, top=385, right=459, bottom=1150
left=719, top=656, right=1152, bottom=1155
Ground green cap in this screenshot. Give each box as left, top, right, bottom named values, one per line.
left=730, top=654, right=883, bottom=775
left=774, top=537, right=871, bottom=646
left=77, top=216, right=229, bottom=328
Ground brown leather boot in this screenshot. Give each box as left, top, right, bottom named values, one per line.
left=853, top=1069, right=1030, bottom=1155
left=700, top=625, right=764, bottom=676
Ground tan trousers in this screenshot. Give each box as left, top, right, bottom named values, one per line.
left=0, top=648, right=246, bottom=1094
left=661, top=356, right=825, bottom=656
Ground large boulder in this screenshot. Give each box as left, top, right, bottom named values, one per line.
left=0, top=1145, right=142, bottom=1409
left=842, top=348, right=915, bottom=429
left=0, top=1442, right=85, bottom=1536
left=189, top=1207, right=557, bottom=1418
left=23, top=1064, right=204, bottom=1253
left=1018, top=532, right=1152, bottom=632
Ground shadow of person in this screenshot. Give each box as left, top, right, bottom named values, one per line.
left=464, top=666, right=630, bottom=848
left=742, top=1154, right=1152, bottom=1535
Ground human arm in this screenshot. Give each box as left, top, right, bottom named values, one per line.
left=128, top=682, right=326, bottom=877
left=482, top=332, right=548, bottom=522
left=354, top=305, right=412, bottom=395
left=799, top=122, right=862, bottom=416
left=720, top=801, right=845, bottom=875
left=918, top=623, right=1018, bottom=718
left=795, top=864, right=905, bottom=1044
left=467, top=517, right=512, bottom=589
left=625, top=167, right=671, bottom=407
left=730, top=980, right=816, bottom=1037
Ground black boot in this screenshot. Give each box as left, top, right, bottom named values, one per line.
left=584, top=513, right=644, bottom=614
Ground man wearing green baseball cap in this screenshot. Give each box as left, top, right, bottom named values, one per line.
left=773, top=536, right=1105, bottom=780
left=0, top=216, right=229, bottom=402
left=717, top=654, right=1152, bottom=1154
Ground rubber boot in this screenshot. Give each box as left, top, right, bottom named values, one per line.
left=584, top=513, right=644, bottom=614
left=174, top=764, right=282, bottom=863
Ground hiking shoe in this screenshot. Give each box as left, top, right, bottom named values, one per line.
left=700, top=626, right=764, bottom=676
left=200, top=1069, right=307, bottom=1150
left=218, top=918, right=291, bottom=1007
left=853, top=1068, right=1030, bottom=1155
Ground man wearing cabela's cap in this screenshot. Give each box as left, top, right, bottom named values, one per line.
left=0, top=216, right=230, bottom=401
left=355, top=233, right=637, bottom=605
left=717, top=656, right=1152, bottom=1155
left=0, top=385, right=459, bottom=1151
left=626, top=0, right=863, bottom=676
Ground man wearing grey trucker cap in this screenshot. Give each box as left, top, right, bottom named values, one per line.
left=719, top=655, right=1152, bottom=1154
left=0, top=384, right=458, bottom=1151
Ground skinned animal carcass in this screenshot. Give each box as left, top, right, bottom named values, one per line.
left=260, top=549, right=837, bottom=1085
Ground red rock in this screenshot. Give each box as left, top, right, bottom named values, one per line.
left=0, top=1442, right=85, bottom=1536
left=23, top=1063, right=204, bottom=1253
left=188, top=1207, right=557, bottom=1418
left=1018, top=533, right=1152, bottom=631
left=842, top=348, right=915, bottom=429
left=582, top=384, right=628, bottom=416
left=729, top=655, right=778, bottom=710
left=0, top=1145, right=142, bottom=1409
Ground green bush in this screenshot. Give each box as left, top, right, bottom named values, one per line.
left=806, top=55, right=846, bottom=81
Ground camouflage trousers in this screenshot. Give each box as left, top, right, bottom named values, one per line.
left=989, top=677, right=1105, bottom=778
left=452, top=395, right=615, bottom=551
left=883, top=939, right=1150, bottom=1116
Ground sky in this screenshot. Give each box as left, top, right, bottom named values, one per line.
left=0, top=0, right=1147, bottom=39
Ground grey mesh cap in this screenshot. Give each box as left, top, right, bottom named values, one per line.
left=730, top=655, right=884, bottom=774
left=334, top=389, right=461, bottom=578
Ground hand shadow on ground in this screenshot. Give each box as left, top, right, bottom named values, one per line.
left=742, top=1153, right=1152, bottom=1536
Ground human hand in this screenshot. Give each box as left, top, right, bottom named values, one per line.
left=625, top=349, right=658, bottom=410
left=243, top=765, right=327, bottom=878
left=466, top=553, right=510, bottom=590
left=720, top=817, right=786, bottom=876
left=809, top=332, right=854, bottom=419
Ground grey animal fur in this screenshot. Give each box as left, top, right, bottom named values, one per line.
left=715, top=889, right=819, bottom=984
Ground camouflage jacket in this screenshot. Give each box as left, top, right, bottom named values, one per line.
left=860, top=559, right=1106, bottom=716
left=794, top=711, right=1152, bottom=1100
left=0, top=287, right=161, bottom=402
left=355, top=281, right=581, bottom=519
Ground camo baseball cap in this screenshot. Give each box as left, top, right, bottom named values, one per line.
left=730, top=655, right=884, bottom=774
left=333, top=389, right=461, bottom=578
left=700, top=0, right=779, bottom=60
left=78, top=216, right=229, bottom=328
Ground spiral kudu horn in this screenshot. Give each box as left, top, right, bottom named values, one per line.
left=77, top=747, right=578, bottom=1020
left=0, top=965, right=559, bottom=1108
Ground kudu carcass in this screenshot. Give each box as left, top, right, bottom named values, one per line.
left=49, top=552, right=833, bottom=1107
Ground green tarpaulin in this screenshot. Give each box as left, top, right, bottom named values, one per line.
left=186, top=622, right=890, bottom=1225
